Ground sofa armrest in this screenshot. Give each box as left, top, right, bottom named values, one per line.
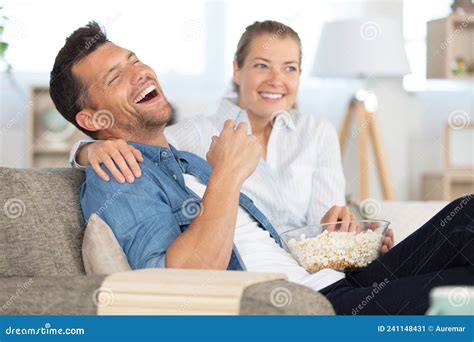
left=377, top=201, right=448, bottom=244
left=97, top=268, right=287, bottom=315
left=0, top=275, right=106, bottom=315
left=1, top=270, right=334, bottom=316
left=241, top=279, right=334, bottom=315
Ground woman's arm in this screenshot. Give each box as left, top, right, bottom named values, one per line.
left=71, top=118, right=205, bottom=183
left=69, top=138, right=95, bottom=169
left=72, top=138, right=143, bottom=183
left=306, top=120, right=394, bottom=252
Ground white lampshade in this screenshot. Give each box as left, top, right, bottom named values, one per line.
left=312, top=19, right=410, bottom=78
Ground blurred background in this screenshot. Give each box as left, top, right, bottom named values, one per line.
left=0, top=0, right=473, bottom=202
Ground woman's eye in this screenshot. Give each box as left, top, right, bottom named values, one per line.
left=133, top=59, right=140, bottom=65
left=286, top=66, right=298, bottom=72
left=254, top=63, right=267, bottom=69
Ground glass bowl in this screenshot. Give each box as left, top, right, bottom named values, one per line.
left=280, top=220, right=390, bottom=273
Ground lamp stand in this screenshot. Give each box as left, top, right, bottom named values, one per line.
left=339, top=96, right=395, bottom=201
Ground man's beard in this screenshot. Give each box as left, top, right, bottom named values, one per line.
left=120, top=100, right=174, bottom=137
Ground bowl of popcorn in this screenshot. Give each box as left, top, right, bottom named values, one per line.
left=280, top=220, right=390, bottom=273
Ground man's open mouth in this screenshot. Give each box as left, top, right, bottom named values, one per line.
left=134, top=85, right=159, bottom=104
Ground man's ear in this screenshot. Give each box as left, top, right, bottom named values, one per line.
left=233, top=60, right=240, bottom=87
left=75, top=110, right=99, bottom=133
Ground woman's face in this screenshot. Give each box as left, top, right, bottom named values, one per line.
left=234, top=34, right=301, bottom=120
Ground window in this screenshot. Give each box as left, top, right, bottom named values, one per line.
left=2, top=0, right=206, bottom=74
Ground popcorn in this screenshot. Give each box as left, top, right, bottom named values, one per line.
left=287, top=230, right=384, bottom=272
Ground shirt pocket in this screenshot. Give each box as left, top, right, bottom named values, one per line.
left=171, top=197, right=203, bottom=232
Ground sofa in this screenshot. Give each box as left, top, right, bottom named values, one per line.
left=0, top=167, right=335, bottom=315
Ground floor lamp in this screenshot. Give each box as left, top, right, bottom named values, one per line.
left=312, top=19, right=410, bottom=200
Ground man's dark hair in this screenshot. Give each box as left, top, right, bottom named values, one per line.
left=50, top=21, right=109, bottom=138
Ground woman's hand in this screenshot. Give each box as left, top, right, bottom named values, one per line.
left=380, top=228, right=394, bottom=255
left=86, top=139, right=144, bottom=183
left=321, top=205, right=360, bottom=232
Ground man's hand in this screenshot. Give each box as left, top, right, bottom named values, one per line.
left=206, top=119, right=261, bottom=186
left=380, top=228, right=394, bottom=255
left=320, top=205, right=359, bottom=232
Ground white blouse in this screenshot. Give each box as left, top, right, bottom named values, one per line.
left=165, top=97, right=346, bottom=233
left=70, top=97, right=346, bottom=234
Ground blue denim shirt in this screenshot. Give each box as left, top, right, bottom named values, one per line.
left=80, top=142, right=282, bottom=271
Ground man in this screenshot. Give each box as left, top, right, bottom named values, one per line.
left=50, top=22, right=474, bottom=315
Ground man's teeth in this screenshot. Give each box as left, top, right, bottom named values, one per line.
left=134, top=85, right=156, bottom=103
left=260, top=92, right=283, bottom=99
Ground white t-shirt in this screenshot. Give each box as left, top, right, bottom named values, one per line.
left=183, top=174, right=345, bottom=292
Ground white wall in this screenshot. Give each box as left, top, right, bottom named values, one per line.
left=1, top=0, right=472, bottom=201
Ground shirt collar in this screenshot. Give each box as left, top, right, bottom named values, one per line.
left=127, top=141, right=187, bottom=168
left=215, top=97, right=297, bottom=132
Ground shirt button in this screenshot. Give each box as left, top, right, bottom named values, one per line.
left=172, top=174, right=177, bottom=180
left=161, top=151, right=168, bottom=157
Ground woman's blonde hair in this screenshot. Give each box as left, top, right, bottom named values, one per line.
left=233, top=20, right=302, bottom=93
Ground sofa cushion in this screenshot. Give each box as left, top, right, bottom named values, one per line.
left=375, top=200, right=448, bottom=244
left=0, top=167, right=86, bottom=277
left=82, top=214, right=131, bottom=275
left=0, top=275, right=105, bottom=315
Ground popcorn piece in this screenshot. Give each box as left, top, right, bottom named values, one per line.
left=287, top=230, right=383, bottom=273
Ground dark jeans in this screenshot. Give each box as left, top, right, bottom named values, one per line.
left=319, top=195, right=474, bottom=315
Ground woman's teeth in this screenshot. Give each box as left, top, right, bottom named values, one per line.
left=134, top=85, right=156, bottom=104
left=260, top=92, right=283, bottom=99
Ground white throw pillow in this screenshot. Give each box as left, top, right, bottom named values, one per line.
left=82, top=213, right=131, bottom=275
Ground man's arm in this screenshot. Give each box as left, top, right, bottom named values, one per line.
left=166, top=120, right=261, bottom=270
left=81, top=119, right=260, bottom=271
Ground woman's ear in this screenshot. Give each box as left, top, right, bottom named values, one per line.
left=233, top=60, right=240, bottom=86
left=75, top=110, right=99, bottom=133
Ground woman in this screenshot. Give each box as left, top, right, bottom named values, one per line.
left=71, top=20, right=381, bottom=243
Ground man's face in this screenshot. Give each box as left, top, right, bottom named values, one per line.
left=72, top=42, right=172, bottom=138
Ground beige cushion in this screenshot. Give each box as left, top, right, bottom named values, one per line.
left=82, top=214, right=131, bottom=275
